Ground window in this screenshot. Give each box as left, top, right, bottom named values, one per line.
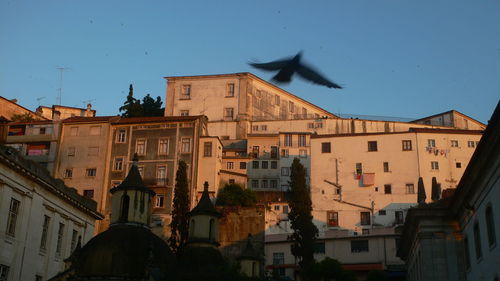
left=402, top=140, right=412, bottom=151
left=40, top=215, right=50, bottom=250
left=451, top=140, right=459, bottom=147
left=114, top=157, right=124, bottom=171
left=70, top=127, right=78, bottom=136
left=485, top=205, right=496, bottom=247
left=261, top=180, right=268, bottom=188
left=135, top=139, right=147, bottom=155
left=240, top=162, right=247, bottom=169
left=274, top=205, right=280, bottom=211
left=321, top=142, right=331, bottom=153
left=69, top=230, right=78, bottom=253
left=180, top=110, right=189, bottom=116
left=406, top=184, right=415, bottom=194
left=158, top=138, right=169, bottom=155
left=155, top=194, right=165, bottom=208
left=428, top=139, right=436, bottom=147
left=252, top=161, right=259, bottom=169
left=284, top=134, right=292, bottom=146
left=351, top=240, right=369, bottom=253
left=197, top=141, right=209, bottom=158
left=39, top=127, right=47, bottom=135
left=252, top=146, right=259, bottom=157
left=252, top=125, right=259, bottom=132
left=271, top=146, right=278, bottom=158
left=67, top=147, right=75, bottom=156
left=474, top=222, right=482, bottom=260
left=281, top=149, right=289, bottom=158
left=6, top=198, right=20, bottom=236
left=83, top=189, right=94, bottom=199
left=299, top=149, right=307, bottom=158
left=273, top=252, right=284, bottom=265
left=156, top=166, right=167, bottom=186
left=116, top=129, right=127, bottom=143
left=379, top=210, right=386, bottom=215
left=224, top=108, right=234, bottom=121
left=181, top=138, right=191, bottom=153
left=289, top=101, right=295, bottom=113
left=270, top=180, right=278, bottom=188
left=360, top=212, right=371, bottom=225
left=355, top=163, right=363, bottom=175
left=228, top=179, right=235, bottom=184
left=368, top=141, right=378, bottom=152
left=395, top=211, right=404, bottom=224
left=456, top=162, right=462, bottom=168
left=55, top=223, right=65, bottom=256
left=431, top=161, right=439, bottom=170
left=468, top=141, right=475, bottom=148
left=384, top=184, right=392, bottom=194
left=86, top=168, right=97, bottom=177
left=227, top=162, right=234, bottom=169
left=383, top=162, right=390, bottom=172
left=181, top=85, right=191, bottom=99
left=261, top=161, right=268, bottom=169
left=281, top=167, right=290, bottom=176
left=327, top=211, right=339, bottom=227
left=298, top=135, right=306, bottom=146
left=271, top=161, right=277, bottom=169
left=0, top=265, right=10, bottom=281
left=251, top=180, right=258, bottom=188
left=464, top=236, right=471, bottom=269
left=64, top=168, right=73, bottom=178
left=275, top=95, right=280, bottom=105
left=314, top=242, right=325, bottom=254
left=88, top=146, right=99, bottom=156
left=227, top=83, right=235, bottom=97
left=260, top=125, right=267, bottom=131
left=89, top=126, right=101, bottom=136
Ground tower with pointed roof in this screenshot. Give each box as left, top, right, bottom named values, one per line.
left=237, top=234, right=262, bottom=278
left=187, top=181, right=222, bottom=248
left=109, top=154, right=155, bottom=227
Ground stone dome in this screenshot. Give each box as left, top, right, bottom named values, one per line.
left=74, top=224, right=174, bottom=280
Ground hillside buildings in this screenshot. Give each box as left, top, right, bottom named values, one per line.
left=0, top=145, right=102, bottom=281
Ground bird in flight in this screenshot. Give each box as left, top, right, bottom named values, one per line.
left=249, top=51, right=342, bottom=89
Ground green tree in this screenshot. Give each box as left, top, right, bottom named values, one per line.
left=431, top=177, right=441, bottom=202
left=142, top=94, right=164, bottom=117
left=10, top=113, right=35, bottom=122
left=216, top=183, right=257, bottom=207
left=417, top=177, right=426, bottom=204
left=169, top=160, right=190, bottom=256
left=288, top=158, right=318, bottom=281
left=119, top=84, right=143, bottom=117
left=310, top=258, right=356, bottom=281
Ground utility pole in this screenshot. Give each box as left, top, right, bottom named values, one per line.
left=56, top=67, right=70, bottom=105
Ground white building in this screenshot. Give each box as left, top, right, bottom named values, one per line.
left=0, top=145, right=102, bottom=281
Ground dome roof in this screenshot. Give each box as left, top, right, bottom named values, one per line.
left=74, top=224, right=174, bottom=279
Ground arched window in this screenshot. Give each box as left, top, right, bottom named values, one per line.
left=120, top=194, right=130, bottom=221
left=209, top=219, right=215, bottom=241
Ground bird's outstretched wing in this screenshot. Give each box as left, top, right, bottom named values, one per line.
left=248, top=58, right=291, bottom=71
left=296, top=63, right=342, bottom=89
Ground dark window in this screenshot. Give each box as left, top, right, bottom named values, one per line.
left=327, top=211, right=339, bottom=227
left=83, top=190, right=94, bottom=199
left=360, top=212, right=371, bottom=225
left=395, top=211, right=404, bottom=224
left=384, top=184, right=392, bottom=194
left=362, top=229, right=370, bottom=235
left=55, top=223, right=65, bottom=255
left=262, top=161, right=268, bottom=169
left=40, top=215, right=50, bottom=250
left=314, top=242, right=325, bottom=253
left=252, top=146, right=259, bottom=157
left=228, top=179, right=235, bottom=184
left=0, top=265, right=10, bottom=281
left=6, top=198, right=20, bottom=236
left=271, top=161, right=277, bottom=169
left=120, top=194, right=130, bottom=222
left=322, top=142, right=331, bottom=153
left=355, top=163, right=363, bottom=175
left=368, top=141, right=378, bottom=152
left=251, top=180, right=258, bottom=188
left=252, top=161, right=259, bottom=169
left=456, top=162, right=462, bottom=168
left=485, top=205, right=496, bottom=247
left=271, top=146, right=278, bottom=158
left=402, top=140, right=412, bottom=151
left=281, top=149, right=289, bottom=158
left=240, top=162, right=247, bottom=169
left=351, top=240, right=369, bottom=253
left=203, top=142, right=212, bottom=157
left=379, top=210, right=386, bottom=215
left=474, top=222, right=482, bottom=260
left=383, top=162, right=389, bottom=172
left=298, top=135, right=307, bottom=147
left=284, top=134, right=292, bottom=147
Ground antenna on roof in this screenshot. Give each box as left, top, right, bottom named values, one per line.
left=81, top=99, right=96, bottom=107
left=56, top=66, right=70, bottom=105
left=36, top=97, right=46, bottom=106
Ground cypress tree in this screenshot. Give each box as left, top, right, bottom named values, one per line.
left=288, top=158, right=318, bottom=281
left=431, top=177, right=441, bottom=202
left=169, top=160, right=190, bottom=256
left=417, top=177, right=426, bottom=204
left=119, top=84, right=143, bottom=117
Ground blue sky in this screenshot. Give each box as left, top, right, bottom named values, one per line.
left=1, top=0, right=499, bottom=123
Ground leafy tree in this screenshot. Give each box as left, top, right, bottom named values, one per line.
left=142, top=94, right=164, bottom=117
left=431, top=177, right=441, bottom=202
left=216, top=183, right=257, bottom=207
left=288, top=158, right=318, bottom=281
left=119, top=84, right=143, bottom=117
left=310, top=258, right=356, bottom=281
left=10, top=113, right=35, bottom=122
left=169, top=160, right=190, bottom=256
left=417, top=177, right=426, bottom=204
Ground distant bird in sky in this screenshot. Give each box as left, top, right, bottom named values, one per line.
left=249, top=51, right=342, bottom=89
